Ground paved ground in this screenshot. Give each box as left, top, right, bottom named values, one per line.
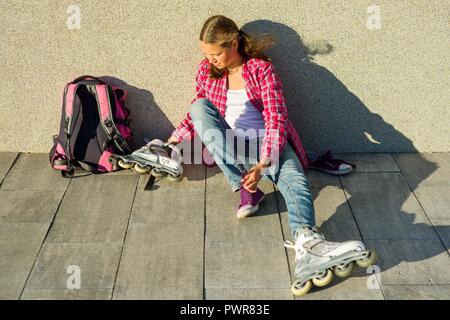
left=0, top=152, right=449, bottom=300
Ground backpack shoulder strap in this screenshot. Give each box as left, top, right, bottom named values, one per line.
left=94, top=84, right=132, bottom=154
left=61, top=82, right=82, bottom=176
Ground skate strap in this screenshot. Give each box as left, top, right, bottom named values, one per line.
left=285, top=230, right=326, bottom=257
left=164, top=142, right=181, bottom=152
left=144, top=175, right=157, bottom=191
left=303, top=238, right=324, bottom=251
left=78, top=161, right=102, bottom=174
left=162, top=142, right=182, bottom=163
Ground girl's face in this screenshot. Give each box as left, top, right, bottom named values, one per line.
left=199, top=39, right=240, bottom=69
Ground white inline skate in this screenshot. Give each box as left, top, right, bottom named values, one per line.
left=110, top=138, right=183, bottom=182
left=284, top=226, right=377, bottom=296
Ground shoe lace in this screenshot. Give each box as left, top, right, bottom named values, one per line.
left=284, top=240, right=306, bottom=262
left=239, top=185, right=253, bottom=205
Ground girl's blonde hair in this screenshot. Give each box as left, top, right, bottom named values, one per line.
left=199, top=15, right=275, bottom=80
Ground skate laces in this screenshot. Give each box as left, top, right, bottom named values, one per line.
left=284, top=229, right=314, bottom=262
left=284, top=239, right=307, bottom=262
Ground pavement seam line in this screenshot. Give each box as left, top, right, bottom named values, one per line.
left=203, top=165, right=207, bottom=300
left=18, top=171, right=73, bottom=299
left=382, top=284, right=450, bottom=287
left=0, top=152, right=21, bottom=189
left=272, top=182, right=296, bottom=300
left=111, top=174, right=140, bottom=300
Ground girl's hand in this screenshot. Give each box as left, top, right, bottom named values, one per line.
left=166, top=136, right=180, bottom=145
left=241, top=164, right=263, bottom=193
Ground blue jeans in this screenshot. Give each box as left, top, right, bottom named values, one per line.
left=189, top=98, right=316, bottom=238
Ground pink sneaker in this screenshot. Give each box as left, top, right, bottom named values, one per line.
left=236, top=185, right=265, bottom=219
left=309, top=150, right=355, bottom=175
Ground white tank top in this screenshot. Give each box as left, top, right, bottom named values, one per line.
left=224, top=88, right=265, bottom=140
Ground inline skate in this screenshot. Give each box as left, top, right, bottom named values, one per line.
left=284, top=226, right=377, bottom=296
left=110, top=138, right=183, bottom=182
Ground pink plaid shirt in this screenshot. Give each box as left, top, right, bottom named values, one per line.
left=172, top=56, right=310, bottom=170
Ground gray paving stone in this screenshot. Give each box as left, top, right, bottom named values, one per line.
left=413, top=185, right=450, bottom=221
left=21, top=288, right=112, bottom=300
left=132, top=165, right=205, bottom=223
left=204, top=169, right=290, bottom=291
left=383, top=285, right=450, bottom=300
left=1, top=152, right=449, bottom=300
left=366, top=240, right=450, bottom=285
left=0, top=190, right=64, bottom=223
left=205, top=165, right=236, bottom=191
left=431, top=220, right=450, bottom=255
left=0, top=152, right=18, bottom=185
left=1, top=154, right=70, bottom=191
left=113, top=223, right=203, bottom=300
left=206, top=176, right=281, bottom=242
left=305, top=170, right=341, bottom=188
left=334, top=153, right=399, bottom=172
left=105, top=168, right=136, bottom=176
left=180, top=164, right=207, bottom=187
left=296, top=268, right=385, bottom=300
left=207, top=215, right=283, bottom=243
left=0, top=223, right=49, bottom=299
left=341, top=173, right=439, bottom=240
left=205, top=182, right=240, bottom=220
left=205, top=241, right=291, bottom=290
left=206, top=288, right=293, bottom=300
left=393, top=153, right=450, bottom=188
left=279, top=186, right=362, bottom=243
left=45, top=174, right=138, bottom=243
left=24, top=242, right=122, bottom=291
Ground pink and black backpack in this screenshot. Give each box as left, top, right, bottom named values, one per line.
left=49, top=75, right=133, bottom=177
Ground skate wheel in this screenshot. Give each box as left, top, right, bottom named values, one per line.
left=356, top=250, right=377, bottom=268
left=312, top=269, right=333, bottom=287
left=134, top=164, right=151, bottom=174
left=150, top=168, right=166, bottom=178
left=291, top=279, right=312, bottom=297
left=118, top=159, right=134, bottom=169
left=167, top=174, right=183, bottom=182
left=334, top=261, right=355, bottom=278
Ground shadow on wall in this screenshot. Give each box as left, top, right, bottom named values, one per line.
left=98, top=76, right=175, bottom=151
left=242, top=20, right=415, bottom=154
left=238, top=20, right=446, bottom=286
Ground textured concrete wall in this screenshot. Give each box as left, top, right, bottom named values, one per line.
left=0, top=0, right=449, bottom=153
